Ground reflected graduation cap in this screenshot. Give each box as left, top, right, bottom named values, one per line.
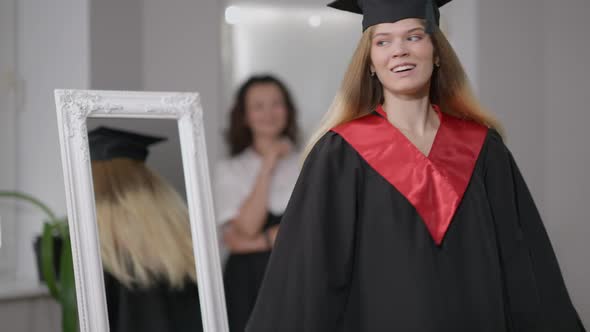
left=327, top=0, right=452, bottom=32
left=88, top=126, right=166, bottom=162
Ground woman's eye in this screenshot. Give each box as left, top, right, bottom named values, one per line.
left=376, top=40, right=389, bottom=47
left=408, top=35, right=423, bottom=42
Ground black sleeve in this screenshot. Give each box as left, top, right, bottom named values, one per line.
left=483, top=129, right=585, bottom=331
left=245, top=132, right=360, bottom=332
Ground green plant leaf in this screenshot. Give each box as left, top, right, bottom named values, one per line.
left=60, top=232, right=78, bottom=332
left=0, top=191, right=76, bottom=331
left=41, top=223, right=60, bottom=299
left=62, top=306, right=78, bottom=332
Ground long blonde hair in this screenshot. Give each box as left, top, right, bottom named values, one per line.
left=92, top=158, right=196, bottom=289
left=304, top=24, right=503, bottom=157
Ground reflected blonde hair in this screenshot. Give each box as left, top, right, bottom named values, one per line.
left=92, top=158, right=196, bottom=289
left=304, top=24, right=503, bottom=158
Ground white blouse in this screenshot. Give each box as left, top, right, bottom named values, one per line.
left=213, top=147, right=301, bottom=227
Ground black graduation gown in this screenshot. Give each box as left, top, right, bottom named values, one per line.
left=104, top=272, right=203, bottom=332
left=223, top=212, right=282, bottom=332
left=245, top=108, right=585, bottom=332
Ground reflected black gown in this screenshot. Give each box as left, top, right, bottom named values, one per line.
left=223, top=212, right=281, bottom=332
left=104, top=272, right=203, bottom=332
left=245, top=108, right=585, bottom=332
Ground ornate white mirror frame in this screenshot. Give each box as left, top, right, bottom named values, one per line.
left=54, top=89, right=228, bottom=332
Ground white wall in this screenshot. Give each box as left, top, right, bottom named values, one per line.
left=90, top=0, right=143, bottom=90
left=225, top=5, right=361, bottom=142
left=89, top=0, right=189, bottom=194
left=0, top=0, right=18, bottom=276
left=441, top=0, right=478, bottom=93
left=15, top=0, right=90, bottom=280
left=142, top=0, right=224, bottom=165
left=87, top=0, right=225, bottom=201
left=543, top=0, right=590, bottom=322
left=477, top=0, right=546, bottom=208
left=477, top=0, right=589, bottom=323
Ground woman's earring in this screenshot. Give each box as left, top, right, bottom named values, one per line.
left=370, top=70, right=376, bottom=77
left=434, top=59, right=441, bottom=67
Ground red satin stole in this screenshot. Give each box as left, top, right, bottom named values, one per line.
left=332, top=105, right=488, bottom=245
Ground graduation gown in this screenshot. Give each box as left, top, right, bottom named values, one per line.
left=104, top=272, right=203, bottom=332
left=245, top=106, right=585, bottom=332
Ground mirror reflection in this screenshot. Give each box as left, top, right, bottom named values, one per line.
left=88, top=119, right=204, bottom=332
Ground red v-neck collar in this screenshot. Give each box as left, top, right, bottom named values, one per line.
left=331, top=105, right=488, bottom=246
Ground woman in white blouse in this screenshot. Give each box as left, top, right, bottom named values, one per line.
left=213, top=75, right=301, bottom=332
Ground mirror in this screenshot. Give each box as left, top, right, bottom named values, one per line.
left=87, top=117, right=200, bottom=332
left=54, top=90, right=228, bottom=332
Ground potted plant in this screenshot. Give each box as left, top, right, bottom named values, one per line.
left=0, top=190, right=77, bottom=332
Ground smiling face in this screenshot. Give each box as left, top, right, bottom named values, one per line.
left=244, top=82, right=289, bottom=140
left=370, top=18, right=437, bottom=98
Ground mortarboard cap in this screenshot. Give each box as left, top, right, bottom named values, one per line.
left=88, top=126, right=166, bottom=162
left=327, top=0, right=452, bottom=32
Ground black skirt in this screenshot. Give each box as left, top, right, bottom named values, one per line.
left=223, top=212, right=281, bottom=332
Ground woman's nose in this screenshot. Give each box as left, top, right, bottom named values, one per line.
left=391, top=42, right=409, bottom=59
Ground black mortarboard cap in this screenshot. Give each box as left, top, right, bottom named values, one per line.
left=327, top=0, right=452, bottom=32
left=88, top=126, right=166, bottom=162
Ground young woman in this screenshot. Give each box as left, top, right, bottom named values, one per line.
left=213, top=75, right=300, bottom=332
left=90, top=126, right=203, bottom=332
left=245, top=0, right=586, bottom=331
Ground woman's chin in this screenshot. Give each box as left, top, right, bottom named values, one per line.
left=253, top=129, right=285, bottom=140
left=383, top=82, right=430, bottom=98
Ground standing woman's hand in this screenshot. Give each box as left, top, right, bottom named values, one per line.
left=262, top=139, right=292, bottom=171
left=222, top=224, right=270, bottom=253
left=266, top=225, right=280, bottom=247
